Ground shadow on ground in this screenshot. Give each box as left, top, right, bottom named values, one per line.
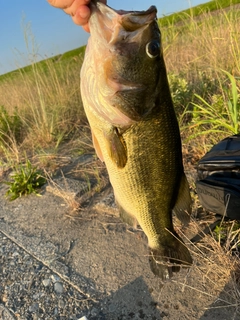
left=92, top=276, right=162, bottom=320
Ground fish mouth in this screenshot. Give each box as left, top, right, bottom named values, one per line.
left=89, top=2, right=157, bottom=43
left=107, top=77, right=146, bottom=94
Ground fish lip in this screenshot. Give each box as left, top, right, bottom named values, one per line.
left=107, top=77, right=146, bottom=93
left=89, top=2, right=158, bottom=42
left=104, top=4, right=157, bottom=18
left=92, top=2, right=157, bottom=17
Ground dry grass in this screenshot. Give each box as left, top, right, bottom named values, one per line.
left=160, top=6, right=240, bottom=156
left=162, top=7, right=240, bottom=79
left=164, top=214, right=240, bottom=317
left=45, top=172, right=81, bottom=214
left=0, top=54, right=86, bottom=163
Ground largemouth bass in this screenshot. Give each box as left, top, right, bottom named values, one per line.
left=80, top=1, right=192, bottom=279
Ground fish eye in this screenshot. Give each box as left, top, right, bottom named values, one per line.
left=146, top=40, right=160, bottom=58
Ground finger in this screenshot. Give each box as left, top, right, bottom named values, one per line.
left=69, top=5, right=91, bottom=26
left=74, top=0, right=107, bottom=30
left=48, top=0, right=90, bottom=10
left=47, top=0, right=75, bottom=9
left=64, top=0, right=89, bottom=17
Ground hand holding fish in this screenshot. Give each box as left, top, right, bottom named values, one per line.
left=47, top=0, right=106, bottom=31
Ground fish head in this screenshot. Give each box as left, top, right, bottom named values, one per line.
left=88, top=2, right=167, bottom=121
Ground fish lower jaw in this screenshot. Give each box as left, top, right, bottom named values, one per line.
left=107, top=78, right=146, bottom=93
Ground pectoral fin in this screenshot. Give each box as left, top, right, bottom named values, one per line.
left=173, top=173, right=192, bottom=224
left=104, top=127, right=127, bottom=168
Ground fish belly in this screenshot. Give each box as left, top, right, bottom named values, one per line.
left=88, top=109, right=182, bottom=250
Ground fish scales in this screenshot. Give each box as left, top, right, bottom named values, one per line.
left=80, top=1, right=193, bottom=279
left=111, top=119, right=181, bottom=230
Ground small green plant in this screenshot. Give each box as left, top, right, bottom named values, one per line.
left=168, top=73, right=193, bottom=116
left=184, top=70, right=240, bottom=137
left=213, top=221, right=240, bottom=253
left=4, top=160, right=46, bottom=201
left=213, top=224, right=227, bottom=244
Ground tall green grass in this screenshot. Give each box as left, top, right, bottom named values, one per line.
left=187, top=70, right=240, bottom=137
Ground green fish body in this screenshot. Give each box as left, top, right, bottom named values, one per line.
left=80, top=2, right=192, bottom=279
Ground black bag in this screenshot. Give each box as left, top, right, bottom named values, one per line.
left=196, top=134, right=240, bottom=220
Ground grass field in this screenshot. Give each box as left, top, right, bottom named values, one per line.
left=160, top=0, right=240, bottom=26
left=0, top=0, right=239, bottom=180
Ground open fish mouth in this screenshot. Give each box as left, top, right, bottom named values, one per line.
left=89, top=2, right=158, bottom=43
left=91, top=1, right=157, bottom=21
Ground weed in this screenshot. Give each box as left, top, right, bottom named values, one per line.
left=168, top=73, right=193, bottom=116
left=4, top=160, right=46, bottom=201
left=184, top=70, right=240, bottom=137
left=213, top=220, right=240, bottom=252
left=214, top=224, right=227, bottom=244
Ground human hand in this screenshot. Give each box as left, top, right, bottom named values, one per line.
left=48, top=0, right=107, bottom=32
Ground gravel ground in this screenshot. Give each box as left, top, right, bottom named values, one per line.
left=0, top=231, right=96, bottom=320
left=0, top=160, right=239, bottom=320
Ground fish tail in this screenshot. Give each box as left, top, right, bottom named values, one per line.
left=148, top=233, right=192, bottom=280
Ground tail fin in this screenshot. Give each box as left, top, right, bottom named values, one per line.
left=148, top=233, right=192, bottom=280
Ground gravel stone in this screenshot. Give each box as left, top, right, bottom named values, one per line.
left=42, top=278, right=51, bottom=287
left=12, top=251, right=19, bottom=257
left=108, top=303, right=116, bottom=313
left=29, top=303, right=39, bottom=313
left=53, top=307, right=58, bottom=315
left=0, top=232, right=94, bottom=319
left=90, top=307, right=98, bottom=316
left=0, top=304, right=15, bottom=320
left=58, top=298, right=65, bottom=308
left=50, top=274, right=60, bottom=283
left=54, top=282, right=64, bottom=294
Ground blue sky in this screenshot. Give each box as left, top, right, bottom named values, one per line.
left=0, top=0, right=210, bottom=75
